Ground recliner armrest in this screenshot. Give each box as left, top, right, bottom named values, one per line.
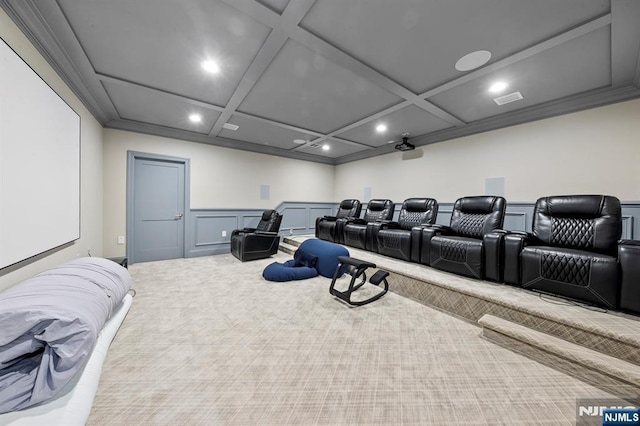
left=508, top=231, right=529, bottom=237
left=419, top=226, right=448, bottom=265
left=425, top=224, right=447, bottom=230
left=379, top=221, right=401, bottom=230
left=253, top=230, right=278, bottom=236
left=366, top=221, right=386, bottom=252
left=334, top=217, right=350, bottom=244
left=428, top=224, right=453, bottom=235
left=231, top=228, right=249, bottom=238
left=503, top=232, right=534, bottom=285
left=619, top=239, right=640, bottom=314
left=323, top=215, right=338, bottom=221
left=483, top=229, right=508, bottom=283
left=410, top=226, right=427, bottom=263
left=345, top=218, right=368, bottom=225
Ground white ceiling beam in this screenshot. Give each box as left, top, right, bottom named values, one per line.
left=218, top=0, right=465, bottom=127
left=284, top=24, right=466, bottom=127
left=208, top=0, right=317, bottom=137
left=231, top=111, right=325, bottom=138
left=96, top=73, right=225, bottom=112
left=208, top=29, right=289, bottom=136
left=291, top=101, right=412, bottom=151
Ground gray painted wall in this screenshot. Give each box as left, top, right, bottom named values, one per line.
left=188, top=202, right=334, bottom=257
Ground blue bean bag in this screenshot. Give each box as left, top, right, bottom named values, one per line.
left=296, top=239, right=349, bottom=278
left=262, top=259, right=318, bottom=282
left=262, top=239, right=350, bottom=282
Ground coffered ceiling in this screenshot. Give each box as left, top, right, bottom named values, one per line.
left=2, top=0, right=640, bottom=164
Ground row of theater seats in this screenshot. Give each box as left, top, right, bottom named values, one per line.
left=315, top=195, right=640, bottom=315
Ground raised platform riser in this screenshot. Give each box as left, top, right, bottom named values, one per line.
left=281, top=236, right=640, bottom=370
left=387, top=272, right=640, bottom=367
left=482, top=328, right=640, bottom=406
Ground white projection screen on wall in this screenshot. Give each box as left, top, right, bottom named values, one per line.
left=0, top=38, right=80, bottom=269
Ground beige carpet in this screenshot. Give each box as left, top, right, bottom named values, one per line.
left=87, top=252, right=621, bottom=425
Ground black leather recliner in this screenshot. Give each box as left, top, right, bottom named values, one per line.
left=374, top=198, right=438, bottom=262
left=315, top=199, right=361, bottom=243
left=231, top=209, right=282, bottom=261
left=342, top=199, right=395, bottom=250
left=421, top=196, right=506, bottom=281
left=503, top=195, right=640, bottom=312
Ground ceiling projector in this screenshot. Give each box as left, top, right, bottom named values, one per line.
left=394, top=133, right=415, bottom=151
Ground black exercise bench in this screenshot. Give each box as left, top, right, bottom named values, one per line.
left=329, top=255, right=390, bottom=306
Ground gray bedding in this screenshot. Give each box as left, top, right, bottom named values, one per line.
left=0, top=257, right=132, bottom=413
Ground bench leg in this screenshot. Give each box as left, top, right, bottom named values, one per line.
left=329, top=256, right=390, bottom=306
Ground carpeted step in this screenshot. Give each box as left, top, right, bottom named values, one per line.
left=278, top=240, right=298, bottom=255
left=282, top=236, right=301, bottom=247
left=373, top=257, right=640, bottom=367
left=479, top=314, right=640, bottom=402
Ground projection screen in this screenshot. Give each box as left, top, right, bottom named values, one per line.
left=0, top=38, right=81, bottom=269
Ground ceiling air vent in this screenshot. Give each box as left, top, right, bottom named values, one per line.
left=222, top=122, right=239, bottom=131
left=309, top=143, right=322, bottom=148
left=493, top=91, right=523, bottom=106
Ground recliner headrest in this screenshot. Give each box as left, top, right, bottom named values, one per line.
left=532, top=195, right=621, bottom=253
left=362, top=199, right=394, bottom=222
left=537, top=195, right=619, bottom=219
left=396, top=198, right=438, bottom=229
left=257, top=209, right=282, bottom=232
left=336, top=199, right=362, bottom=219
left=403, top=198, right=436, bottom=212
left=449, top=196, right=506, bottom=238
left=455, top=196, right=505, bottom=214
left=339, top=199, right=359, bottom=209
left=261, top=209, right=277, bottom=221
left=367, top=199, right=393, bottom=211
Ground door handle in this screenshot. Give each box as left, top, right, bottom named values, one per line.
left=174, top=213, right=184, bottom=220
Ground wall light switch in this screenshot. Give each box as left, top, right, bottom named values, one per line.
left=222, top=230, right=227, bottom=237
left=117, top=236, right=125, bottom=245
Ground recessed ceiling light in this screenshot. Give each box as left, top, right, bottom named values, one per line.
left=322, top=144, right=330, bottom=151
left=455, top=50, right=491, bottom=72
left=201, top=60, right=220, bottom=74
left=189, top=114, right=202, bottom=123
left=293, top=139, right=307, bottom=144
left=376, top=124, right=387, bottom=133
left=488, top=81, right=508, bottom=93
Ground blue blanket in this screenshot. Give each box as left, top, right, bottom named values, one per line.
left=0, top=257, right=132, bottom=413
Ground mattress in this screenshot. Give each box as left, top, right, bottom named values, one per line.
left=0, top=293, right=133, bottom=425
left=0, top=257, right=132, bottom=412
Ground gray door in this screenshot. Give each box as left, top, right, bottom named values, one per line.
left=131, top=157, right=185, bottom=263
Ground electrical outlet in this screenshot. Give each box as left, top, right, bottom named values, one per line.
left=117, top=236, right=125, bottom=245
left=222, top=230, right=227, bottom=237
